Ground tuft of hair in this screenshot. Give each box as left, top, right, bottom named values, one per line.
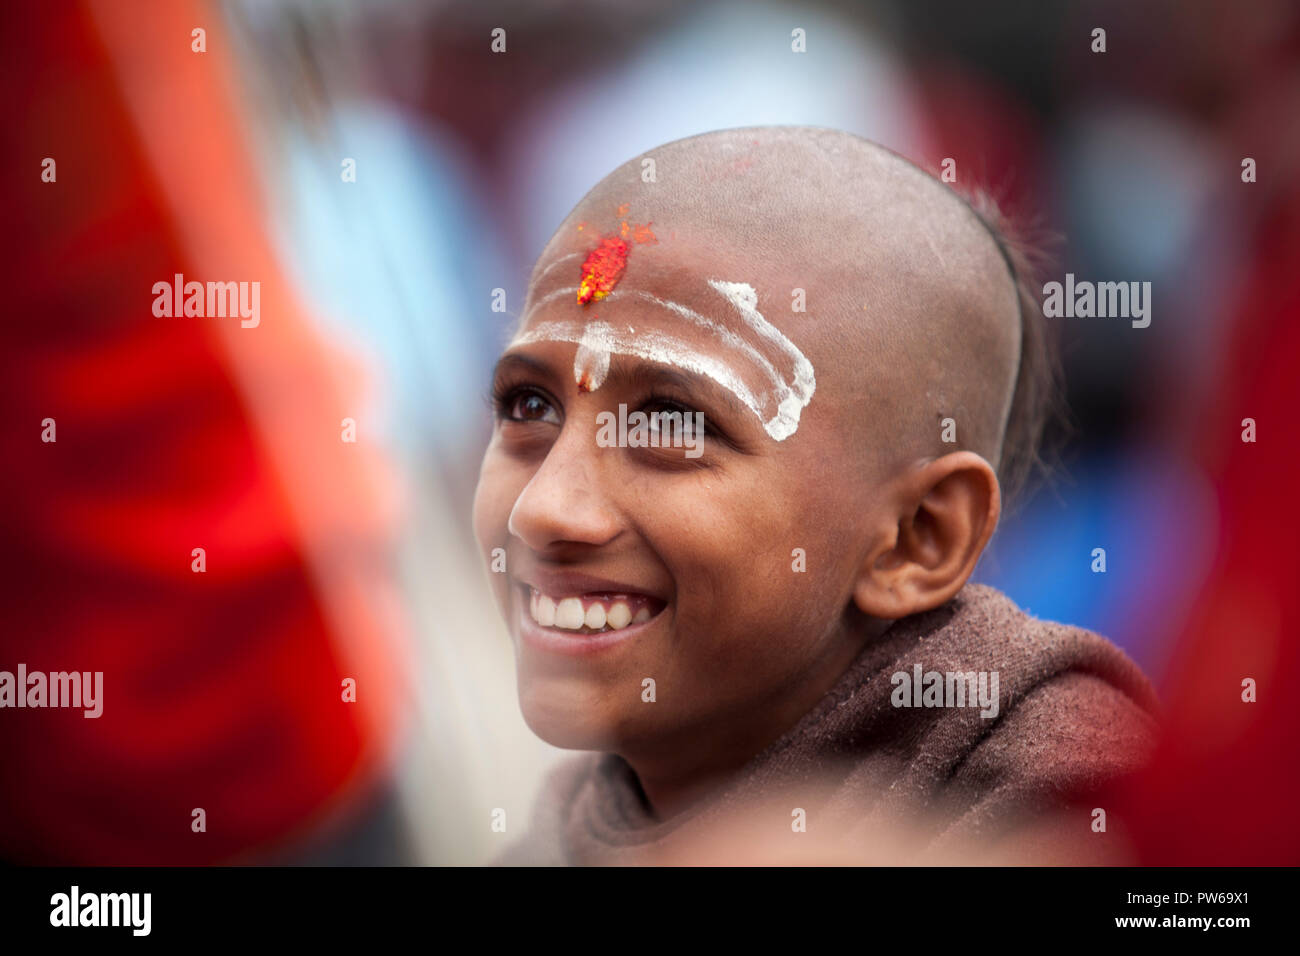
left=954, top=186, right=1070, bottom=513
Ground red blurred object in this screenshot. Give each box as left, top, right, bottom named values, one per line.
left=1118, top=180, right=1300, bottom=865
left=911, top=44, right=1300, bottom=864
left=0, top=1, right=410, bottom=863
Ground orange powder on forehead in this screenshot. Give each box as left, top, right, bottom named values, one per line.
left=575, top=206, right=659, bottom=305
left=576, top=237, right=629, bottom=304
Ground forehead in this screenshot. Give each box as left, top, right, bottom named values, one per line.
left=511, top=237, right=819, bottom=442
left=528, top=234, right=741, bottom=314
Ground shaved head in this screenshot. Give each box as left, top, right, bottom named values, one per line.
left=524, top=126, right=1051, bottom=499
left=477, top=127, right=1060, bottom=777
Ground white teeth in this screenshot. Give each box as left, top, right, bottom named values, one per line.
left=526, top=587, right=657, bottom=632
left=555, top=597, right=585, bottom=630
left=606, top=602, right=632, bottom=629
left=537, top=594, right=556, bottom=627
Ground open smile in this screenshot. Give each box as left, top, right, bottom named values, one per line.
left=524, top=586, right=665, bottom=635
left=514, top=579, right=668, bottom=655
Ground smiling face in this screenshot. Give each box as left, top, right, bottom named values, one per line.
left=472, top=127, right=1023, bottom=797
left=473, top=237, right=880, bottom=766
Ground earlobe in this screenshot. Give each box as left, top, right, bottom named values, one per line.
left=851, top=453, right=1000, bottom=620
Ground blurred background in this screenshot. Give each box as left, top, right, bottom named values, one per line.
left=3, top=0, right=1297, bottom=865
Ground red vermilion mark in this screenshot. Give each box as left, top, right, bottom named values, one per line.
left=577, top=237, right=629, bottom=304
left=575, top=206, right=659, bottom=304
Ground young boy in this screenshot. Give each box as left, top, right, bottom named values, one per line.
left=473, top=126, right=1159, bottom=865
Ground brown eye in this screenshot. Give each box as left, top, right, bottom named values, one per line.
left=509, top=390, right=560, bottom=425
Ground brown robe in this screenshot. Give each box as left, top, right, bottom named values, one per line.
left=494, top=583, right=1161, bottom=865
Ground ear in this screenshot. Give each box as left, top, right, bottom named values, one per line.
left=852, top=451, right=1001, bottom=619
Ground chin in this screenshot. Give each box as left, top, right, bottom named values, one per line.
left=517, top=679, right=623, bottom=752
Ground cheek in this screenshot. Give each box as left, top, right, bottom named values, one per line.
left=648, top=468, right=849, bottom=651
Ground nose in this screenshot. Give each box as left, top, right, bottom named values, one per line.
left=507, top=417, right=621, bottom=552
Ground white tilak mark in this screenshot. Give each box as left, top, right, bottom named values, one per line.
left=523, top=285, right=583, bottom=315
left=573, top=333, right=611, bottom=390
left=520, top=254, right=582, bottom=319
left=624, top=290, right=784, bottom=386
left=511, top=282, right=817, bottom=440
left=532, top=252, right=581, bottom=286
left=706, top=280, right=816, bottom=441
left=520, top=286, right=784, bottom=394
left=514, top=320, right=770, bottom=421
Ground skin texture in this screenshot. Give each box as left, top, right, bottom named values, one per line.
left=473, top=127, right=1021, bottom=818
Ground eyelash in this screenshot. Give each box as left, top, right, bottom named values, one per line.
left=490, top=382, right=723, bottom=442
left=491, top=381, right=558, bottom=423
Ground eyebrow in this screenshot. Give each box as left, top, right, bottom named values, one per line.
left=602, top=361, right=753, bottom=422
left=493, top=348, right=752, bottom=424
left=492, top=350, right=555, bottom=386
